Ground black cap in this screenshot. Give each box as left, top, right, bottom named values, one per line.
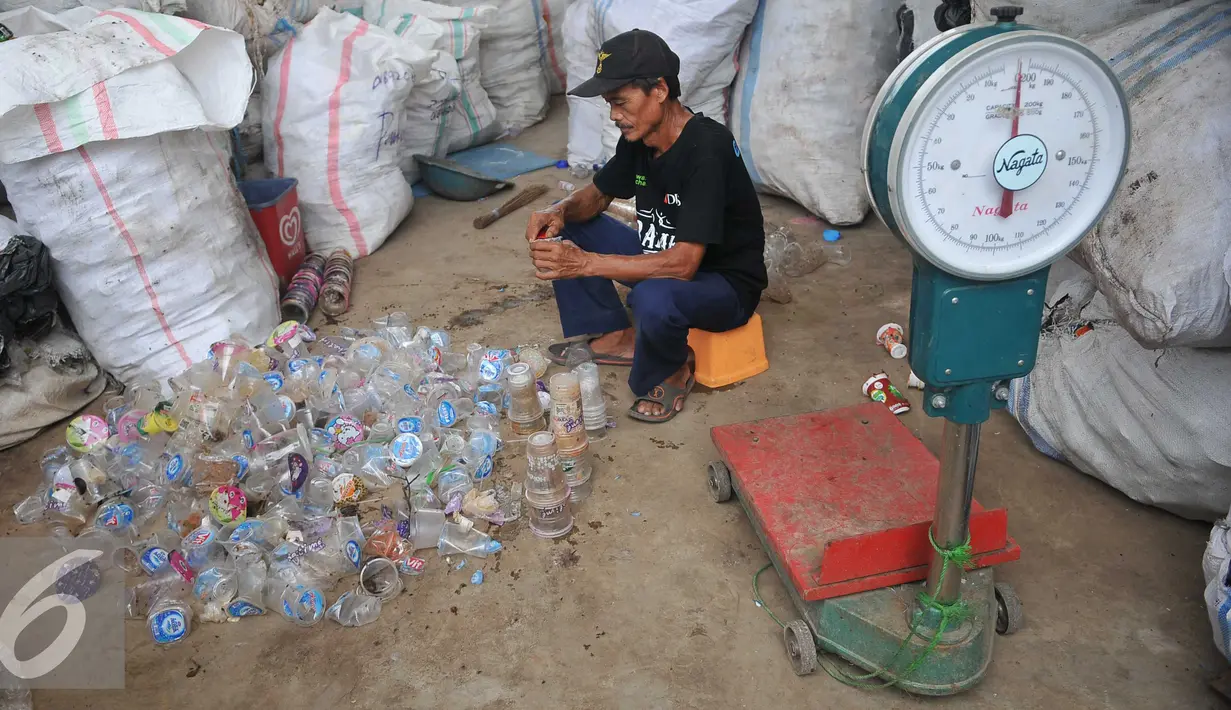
left=568, top=29, right=680, bottom=98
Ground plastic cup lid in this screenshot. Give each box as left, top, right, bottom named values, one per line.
left=823, top=229, right=841, bottom=242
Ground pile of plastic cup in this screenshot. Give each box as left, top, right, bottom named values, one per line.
left=525, top=431, right=568, bottom=504
left=548, top=372, right=587, bottom=452
left=574, top=362, right=607, bottom=441
left=10, top=309, right=586, bottom=647
left=506, top=362, right=544, bottom=435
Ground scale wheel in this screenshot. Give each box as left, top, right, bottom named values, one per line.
left=706, top=460, right=732, bottom=503
left=783, top=620, right=818, bottom=676
left=994, top=582, right=1023, bottom=635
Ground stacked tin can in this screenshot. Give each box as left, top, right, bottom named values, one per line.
left=506, top=362, right=545, bottom=435
left=524, top=431, right=573, bottom=538
left=549, top=372, right=593, bottom=503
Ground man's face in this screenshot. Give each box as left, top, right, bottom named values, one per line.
left=603, top=80, right=666, bottom=142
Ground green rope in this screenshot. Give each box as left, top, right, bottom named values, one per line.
left=751, top=528, right=974, bottom=689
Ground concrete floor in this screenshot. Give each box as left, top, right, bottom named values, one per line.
left=1, top=102, right=1225, bottom=709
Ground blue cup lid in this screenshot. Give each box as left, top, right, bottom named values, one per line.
left=823, top=229, right=841, bottom=242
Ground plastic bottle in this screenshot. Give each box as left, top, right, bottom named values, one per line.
left=762, top=228, right=793, bottom=304
left=821, top=242, right=852, bottom=267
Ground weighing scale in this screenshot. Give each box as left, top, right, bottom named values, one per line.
left=707, top=6, right=1130, bottom=694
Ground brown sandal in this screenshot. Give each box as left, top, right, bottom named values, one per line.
left=628, top=363, right=696, bottom=424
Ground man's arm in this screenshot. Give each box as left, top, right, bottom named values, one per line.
left=525, top=184, right=616, bottom=242
left=557, top=184, right=615, bottom=223
left=530, top=240, right=705, bottom=282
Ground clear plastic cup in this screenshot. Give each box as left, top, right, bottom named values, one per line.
left=525, top=490, right=574, bottom=539
left=559, top=445, right=592, bottom=487
left=13, top=494, right=44, bottom=525
left=549, top=373, right=587, bottom=451
left=358, top=558, right=403, bottom=600
left=327, top=590, right=382, bottom=627
left=410, top=509, right=446, bottom=551
left=180, top=526, right=223, bottom=571
left=568, top=477, right=593, bottom=504
left=278, top=583, right=326, bottom=627
left=193, top=566, right=238, bottom=606
left=525, top=432, right=568, bottom=505
left=436, top=467, right=473, bottom=508
left=437, top=522, right=499, bottom=558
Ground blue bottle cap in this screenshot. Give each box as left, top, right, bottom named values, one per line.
left=555, top=159, right=569, bottom=169
left=823, top=229, right=842, bottom=242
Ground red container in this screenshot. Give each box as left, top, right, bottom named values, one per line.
left=239, top=178, right=306, bottom=286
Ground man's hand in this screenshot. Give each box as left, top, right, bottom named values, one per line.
left=525, top=206, right=565, bottom=243
left=531, top=240, right=592, bottom=280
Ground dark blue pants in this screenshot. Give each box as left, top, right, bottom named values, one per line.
left=553, top=215, right=749, bottom=397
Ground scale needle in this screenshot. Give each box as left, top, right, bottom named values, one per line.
left=1000, top=59, right=1024, bottom=219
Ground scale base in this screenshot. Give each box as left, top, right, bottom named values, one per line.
left=730, top=481, right=1002, bottom=696
left=800, top=567, right=995, bottom=695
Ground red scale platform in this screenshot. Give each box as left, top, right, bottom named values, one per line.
left=711, top=402, right=1020, bottom=601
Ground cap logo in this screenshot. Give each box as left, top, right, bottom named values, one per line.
left=596, top=51, right=612, bottom=74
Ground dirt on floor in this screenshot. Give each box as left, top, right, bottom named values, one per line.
left=0, top=103, right=1224, bottom=709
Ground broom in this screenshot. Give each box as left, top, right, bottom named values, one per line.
left=473, top=184, right=550, bottom=229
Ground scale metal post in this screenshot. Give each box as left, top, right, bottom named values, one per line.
left=707, top=6, right=1130, bottom=695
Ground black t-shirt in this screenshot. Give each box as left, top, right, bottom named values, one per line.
left=593, top=114, right=767, bottom=312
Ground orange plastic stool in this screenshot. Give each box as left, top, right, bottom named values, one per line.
left=687, top=312, right=769, bottom=388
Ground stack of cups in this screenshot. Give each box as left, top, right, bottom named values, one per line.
left=506, top=362, right=544, bottom=435
left=524, top=431, right=573, bottom=538
left=549, top=372, right=593, bottom=504
left=574, top=362, right=607, bottom=441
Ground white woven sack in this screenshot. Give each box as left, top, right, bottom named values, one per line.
left=728, top=0, right=898, bottom=225
left=0, top=9, right=278, bottom=386
left=1072, top=2, right=1231, bottom=347
left=263, top=8, right=422, bottom=256
left=366, top=0, right=501, bottom=153
left=1008, top=274, right=1231, bottom=522
left=431, top=0, right=549, bottom=133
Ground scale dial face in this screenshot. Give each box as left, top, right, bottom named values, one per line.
left=887, top=32, right=1130, bottom=280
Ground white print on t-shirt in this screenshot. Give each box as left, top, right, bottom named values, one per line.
left=637, top=208, right=677, bottom=253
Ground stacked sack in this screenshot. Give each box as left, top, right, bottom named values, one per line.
left=1008, top=272, right=1231, bottom=523
left=539, top=0, right=570, bottom=94
left=371, top=0, right=550, bottom=135
left=184, top=0, right=333, bottom=68
left=0, top=0, right=183, bottom=12
left=1008, top=2, right=1231, bottom=499
left=365, top=0, right=502, bottom=153
left=263, top=9, right=440, bottom=258
left=565, top=0, right=757, bottom=174
left=1074, top=0, right=1231, bottom=348
left=727, top=0, right=900, bottom=225
left=899, top=0, right=1180, bottom=57
left=0, top=8, right=280, bottom=386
